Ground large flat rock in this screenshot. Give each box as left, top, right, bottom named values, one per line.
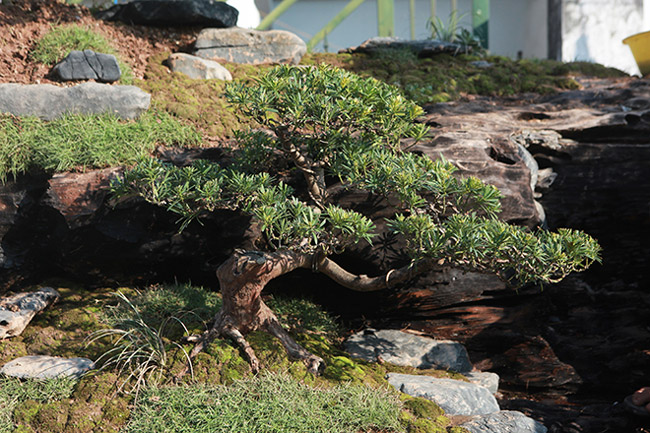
left=0, top=355, right=94, bottom=379
left=387, top=373, right=499, bottom=416
left=194, top=28, right=306, bottom=65
left=97, top=0, right=238, bottom=27
left=0, top=82, right=150, bottom=120
left=345, top=329, right=472, bottom=372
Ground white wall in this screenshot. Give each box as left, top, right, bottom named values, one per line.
left=270, top=0, right=547, bottom=59
left=562, top=0, right=644, bottom=75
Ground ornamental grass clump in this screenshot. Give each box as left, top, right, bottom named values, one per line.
left=112, top=64, right=601, bottom=375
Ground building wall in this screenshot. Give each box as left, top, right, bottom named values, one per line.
left=269, top=0, right=547, bottom=59
left=562, top=0, right=645, bottom=75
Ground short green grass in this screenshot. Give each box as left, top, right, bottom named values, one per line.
left=0, top=376, right=76, bottom=433
left=31, top=24, right=135, bottom=84
left=126, top=372, right=402, bottom=433
left=0, top=111, right=201, bottom=182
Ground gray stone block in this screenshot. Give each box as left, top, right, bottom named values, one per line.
left=0, top=83, right=151, bottom=120
left=194, top=28, right=306, bottom=65
left=166, top=53, right=232, bottom=80
left=460, top=410, right=547, bottom=433
left=345, top=328, right=472, bottom=372
left=1, top=356, right=95, bottom=379
left=387, top=373, right=499, bottom=416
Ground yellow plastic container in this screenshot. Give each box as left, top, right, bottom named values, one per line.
left=623, top=30, right=650, bottom=76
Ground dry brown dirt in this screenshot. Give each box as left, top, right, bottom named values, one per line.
left=0, top=0, right=197, bottom=84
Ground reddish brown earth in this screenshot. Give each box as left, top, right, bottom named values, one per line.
left=0, top=0, right=197, bottom=84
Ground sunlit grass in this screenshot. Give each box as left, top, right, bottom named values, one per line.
left=0, top=111, right=201, bottom=182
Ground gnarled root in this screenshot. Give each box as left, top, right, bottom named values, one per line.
left=176, top=250, right=327, bottom=378
left=264, top=318, right=325, bottom=375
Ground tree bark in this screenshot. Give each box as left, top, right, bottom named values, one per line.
left=185, top=250, right=325, bottom=375
left=182, top=250, right=427, bottom=376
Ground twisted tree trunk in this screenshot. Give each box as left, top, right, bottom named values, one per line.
left=181, top=250, right=424, bottom=376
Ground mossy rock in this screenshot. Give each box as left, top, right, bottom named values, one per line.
left=11, top=372, right=130, bottom=433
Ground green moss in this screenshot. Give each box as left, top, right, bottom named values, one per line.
left=138, top=52, right=267, bottom=140
left=404, top=397, right=445, bottom=419
left=301, top=52, right=626, bottom=105
left=12, top=400, right=41, bottom=426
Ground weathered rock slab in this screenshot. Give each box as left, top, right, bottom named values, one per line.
left=97, top=0, right=238, bottom=27
left=0, top=287, right=59, bottom=338
left=52, top=50, right=121, bottom=83
left=0, top=355, right=94, bottom=379
left=166, top=53, right=232, bottom=80
left=345, top=329, right=472, bottom=372
left=43, top=168, right=121, bottom=229
left=194, top=28, right=306, bottom=65
left=464, top=371, right=500, bottom=394
left=342, top=37, right=467, bottom=57
left=460, top=410, right=547, bottom=433
left=387, top=373, right=499, bottom=416
left=0, top=83, right=151, bottom=120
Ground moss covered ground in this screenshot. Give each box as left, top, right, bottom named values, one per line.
left=0, top=283, right=469, bottom=433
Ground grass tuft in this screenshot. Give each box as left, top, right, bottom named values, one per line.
left=126, top=372, right=402, bottom=433
left=0, top=111, right=201, bottom=182
left=31, top=24, right=135, bottom=83
left=0, top=376, right=76, bottom=433
left=88, top=292, right=194, bottom=400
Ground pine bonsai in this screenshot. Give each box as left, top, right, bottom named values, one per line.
left=112, top=65, right=600, bottom=375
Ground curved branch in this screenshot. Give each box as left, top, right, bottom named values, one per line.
left=316, top=257, right=429, bottom=292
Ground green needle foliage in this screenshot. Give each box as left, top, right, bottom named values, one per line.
left=114, top=64, right=600, bottom=287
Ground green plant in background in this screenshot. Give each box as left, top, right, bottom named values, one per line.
left=87, top=292, right=194, bottom=400
left=113, top=64, right=601, bottom=376
left=0, top=111, right=201, bottom=182
left=427, top=11, right=463, bottom=42
left=31, top=24, right=135, bottom=84
left=427, top=11, right=484, bottom=55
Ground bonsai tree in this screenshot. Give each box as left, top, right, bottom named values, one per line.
left=112, top=65, right=600, bottom=375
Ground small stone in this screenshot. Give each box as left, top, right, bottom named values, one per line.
left=460, top=410, right=547, bottom=433
left=52, top=50, right=121, bottom=83
left=387, top=373, right=500, bottom=416
left=166, top=53, right=232, bottom=80
left=345, top=328, right=473, bottom=372
left=0, top=288, right=60, bottom=338
left=464, top=371, right=500, bottom=394
left=194, top=27, right=306, bottom=65
left=470, top=60, right=493, bottom=68
left=0, top=355, right=95, bottom=379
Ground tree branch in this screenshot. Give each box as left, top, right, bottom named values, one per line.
left=316, top=256, right=428, bottom=292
